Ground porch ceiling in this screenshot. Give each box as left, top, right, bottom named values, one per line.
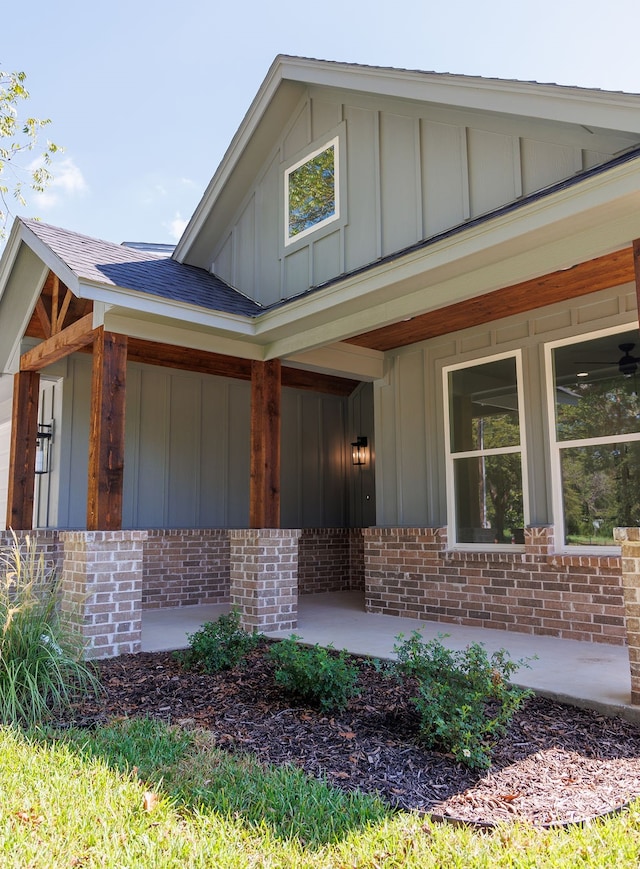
left=346, top=246, right=637, bottom=352
left=16, top=244, right=640, bottom=383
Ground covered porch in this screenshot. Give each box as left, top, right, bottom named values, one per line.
left=4, top=229, right=640, bottom=720
left=142, top=589, right=640, bottom=724
left=8, top=523, right=640, bottom=717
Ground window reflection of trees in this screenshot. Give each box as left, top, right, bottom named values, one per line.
left=554, top=337, right=640, bottom=545
left=287, top=146, right=335, bottom=238
left=450, top=357, right=524, bottom=545
left=481, top=418, right=524, bottom=544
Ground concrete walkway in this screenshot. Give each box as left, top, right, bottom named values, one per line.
left=141, top=591, right=639, bottom=724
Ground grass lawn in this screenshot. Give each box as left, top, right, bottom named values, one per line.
left=1, top=717, right=639, bottom=867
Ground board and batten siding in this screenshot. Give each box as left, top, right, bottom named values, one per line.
left=348, top=382, right=376, bottom=528
left=374, top=282, right=638, bottom=527
left=45, top=355, right=350, bottom=531
left=0, top=421, right=10, bottom=529
left=209, top=85, right=633, bottom=305
left=281, top=389, right=349, bottom=528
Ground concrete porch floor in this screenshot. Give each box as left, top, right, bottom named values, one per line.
left=141, top=591, right=639, bottom=723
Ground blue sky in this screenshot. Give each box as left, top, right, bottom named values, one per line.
left=3, top=0, right=639, bottom=246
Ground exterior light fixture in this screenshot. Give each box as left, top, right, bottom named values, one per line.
left=351, top=435, right=368, bottom=466
left=35, top=422, right=53, bottom=474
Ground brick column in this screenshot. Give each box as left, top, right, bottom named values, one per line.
left=59, top=530, right=147, bottom=659
left=615, top=527, right=640, bottom=704
left=229, top=529, right=300, bottom=633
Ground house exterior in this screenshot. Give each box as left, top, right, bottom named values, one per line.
left=2, top=56, right=640, bottom=689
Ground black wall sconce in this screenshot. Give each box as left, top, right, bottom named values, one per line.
left=351, top=435, right=368, bottom=466
left=35, top=422, right=53, bottom=474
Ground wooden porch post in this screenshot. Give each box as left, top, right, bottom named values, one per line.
left=250, top=359, right=281, bottom=528
left=6, top=370, right=41, bottom=530
left=87, top=329, right=128, bottom=530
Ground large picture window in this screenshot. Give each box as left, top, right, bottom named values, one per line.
left=548, top=327, right=640, bottom=547
left=444, top=353, right=527, bottom=546
left=284, top=137, right=339, bottom=246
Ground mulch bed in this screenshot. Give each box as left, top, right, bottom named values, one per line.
left=60, top=641, right=640, bottom=827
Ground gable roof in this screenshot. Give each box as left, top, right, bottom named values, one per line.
left=20, top=220, right=262, bottom=317
left=174, top=55, right=640, bottom=265
left=2, top=57, right=640, bottom=385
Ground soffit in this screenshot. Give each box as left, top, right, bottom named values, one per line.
left=345, top=247, right=637, bottom=352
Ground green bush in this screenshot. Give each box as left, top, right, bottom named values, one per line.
left=0, top=531, right=99, bottom=727
left=394, top=631, right=532, bottom=771
left=268, top=636, right=359, bottom=712
left=177, top=609, right=259, bottom=673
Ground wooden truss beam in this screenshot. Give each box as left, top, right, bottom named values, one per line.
left=86, top=329, right=128, bottom=531
left=250, top=359, right=281, bottom=528
left=127, top=337, right=357, bottom=396
left=21, top=313, right=97, bottom=372
left=6, top=370, right=40, bottom=530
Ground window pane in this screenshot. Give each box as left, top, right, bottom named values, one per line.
left=553, top=331, right=640, bottom=441
left=454, top=454, right=524, bottom=544
left=449, top=358, right=520, bottom=452
left=560, top=441, right=640, bottom=545
left=288, top=145, right=335, bottom=238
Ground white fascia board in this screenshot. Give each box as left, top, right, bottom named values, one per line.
left=279, top=57, right=640, bottom=133
left=283, top=342, right=384, bottom=381
left=14, top=219, right=260, bottom=341
left=1, top=220, right=73, bottom=303
left=0, top=225, right=50, bottom=374
left=103, top=313, right=265, bottom=361
left=174, top=55, right=640, bottom=263
left=18, top=222, right=81, bottom=292
left=75, top=280, right=257, bottom=338
left=264, top=207, right=640, bottom=360
left=0, top=221, right=25, bottom=300
left=257, top=156, right=640, bottom=357
left=174, top=57, right=286, bottom=261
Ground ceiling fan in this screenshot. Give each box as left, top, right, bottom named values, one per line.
left=614, top=343, right=640, bottom=377
left=571, top=342, right=640, bottom=378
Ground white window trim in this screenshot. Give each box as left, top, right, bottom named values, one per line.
left=443, top=349, right=529, bottom=551
left=544, top=323, right=640, bottom=555
left=283, top=136, right=340, bottom=247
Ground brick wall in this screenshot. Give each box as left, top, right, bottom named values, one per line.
left=142, top=529, right=230, bottom=608
left=0, top=530, right=63, bottom=573
left=298, top=529, right=364, bottom=594
left=0, top=525, right=634, bottom=657
left=364, top=526, right=626, bottom=646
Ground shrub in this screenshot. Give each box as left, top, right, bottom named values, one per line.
left=177, top=609, right=259, bottom=673
left=268, top=636, right=359, bottom=712
left=394, top=631, right=532, bottom=771
left=0, top=531, right=100, bottom=727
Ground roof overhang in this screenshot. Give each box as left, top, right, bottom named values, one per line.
left=253, top=151, right=640, bottom=358
left=2, top=150, right=640, bottom=382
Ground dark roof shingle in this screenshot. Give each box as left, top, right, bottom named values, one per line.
left=22, top=220, right=262, bottom=317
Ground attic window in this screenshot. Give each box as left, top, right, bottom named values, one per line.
left=284, top=137, right=339, bottom=245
